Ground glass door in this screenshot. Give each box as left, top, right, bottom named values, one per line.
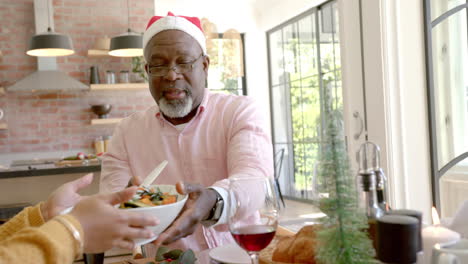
left=268, top=1, right=344, bottom=201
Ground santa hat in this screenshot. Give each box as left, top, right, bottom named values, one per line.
left=143, top=12, right=206, bottom=57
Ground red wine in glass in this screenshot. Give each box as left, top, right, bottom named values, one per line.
left=228, top=176, right=279, bottom=264
left=231, top=225, right=276, bottom=252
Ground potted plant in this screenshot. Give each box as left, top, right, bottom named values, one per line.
left=131, top=56, right=148, bottom=83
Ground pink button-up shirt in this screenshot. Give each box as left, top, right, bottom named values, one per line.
left=100, top=89, right=273, bottom=252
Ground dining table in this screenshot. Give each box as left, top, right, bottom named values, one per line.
left=108, top=226, right=296, bottom=264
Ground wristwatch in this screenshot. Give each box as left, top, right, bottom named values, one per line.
left=201, top=189, right=224, bottom=227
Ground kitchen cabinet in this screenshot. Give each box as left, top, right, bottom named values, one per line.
left=0, top=171, right=101, bottom=205
left=0, top=160, right=101, bottom=217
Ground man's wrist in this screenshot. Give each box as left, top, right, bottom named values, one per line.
left=201, top=189, right=224, bottom=227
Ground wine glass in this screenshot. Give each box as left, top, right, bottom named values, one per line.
left=228, top=176, right=279, bottom=264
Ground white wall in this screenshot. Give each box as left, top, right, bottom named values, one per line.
left=254, top=0, right=328, bottom=30
left=155, top=0, right=257, bottom=32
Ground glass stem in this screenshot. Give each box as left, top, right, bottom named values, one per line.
left=248, top=252, right=259, bottom=264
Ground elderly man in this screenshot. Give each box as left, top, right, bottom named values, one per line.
left=100, top=12, right=273, bottom=252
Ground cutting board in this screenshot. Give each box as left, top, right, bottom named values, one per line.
left=55, top=159, right=100, bottom=166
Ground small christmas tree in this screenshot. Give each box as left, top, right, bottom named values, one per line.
left=315, top=87, right=376, bottom=264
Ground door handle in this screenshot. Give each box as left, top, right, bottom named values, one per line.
left=353, top=111, right=364, bottom=140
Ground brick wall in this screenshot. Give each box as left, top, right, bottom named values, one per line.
left=0, top=0, right=155, bottom=154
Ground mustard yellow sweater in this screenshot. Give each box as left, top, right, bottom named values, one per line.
left=0, top=203, right=84, bottom=264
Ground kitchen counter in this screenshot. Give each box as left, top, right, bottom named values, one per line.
left=0, top=163, right=101, bottom=179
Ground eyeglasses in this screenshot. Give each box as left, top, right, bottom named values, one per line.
left=148, top=54, right=204, bottom=77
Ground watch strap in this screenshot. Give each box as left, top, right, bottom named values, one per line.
left=201, top=189, right=224, bottom=227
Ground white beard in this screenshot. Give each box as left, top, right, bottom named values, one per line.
left=158, top=96, right=193, bottom=118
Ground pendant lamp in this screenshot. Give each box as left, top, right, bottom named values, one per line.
left=109, top=29, right=143, bottom=57
left=109, top=0, right=143, bottom=57
left=27, top=0, right=74, bottom=57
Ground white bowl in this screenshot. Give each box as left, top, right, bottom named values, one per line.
left=122, top=184, right=188, bottom=246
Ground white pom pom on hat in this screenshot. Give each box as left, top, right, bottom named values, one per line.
left=143, top=12, right=207, bottom=56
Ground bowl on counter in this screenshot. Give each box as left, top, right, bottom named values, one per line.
left=121, top=184, right=188, bottom=246
left=90, top=104, right=112, bottom=119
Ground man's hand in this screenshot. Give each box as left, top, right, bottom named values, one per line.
left=128, top=175, right=142, bottom=187
left=41, top=173, right=94, bottom=222
left=70, top=187, right=160, bottom=252
left=152, top=182, right=218, bottom=246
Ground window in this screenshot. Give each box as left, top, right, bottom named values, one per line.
left=268, top=1, right=341, bottom=201
left=424, top=0, right=468, bottom=210
left=207, top=33, right=247, bottom=95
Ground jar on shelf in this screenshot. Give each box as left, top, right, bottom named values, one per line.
left=106, top=71, right=116, bottom=84
left=119, top=70, right=129, bottom=83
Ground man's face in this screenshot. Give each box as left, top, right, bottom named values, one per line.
left=145, top=30, right=209, bottom=119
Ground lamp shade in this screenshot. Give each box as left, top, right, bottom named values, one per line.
left=26, top=28, right=74, bottom=57
left=109, top=30, right=143, bottom=57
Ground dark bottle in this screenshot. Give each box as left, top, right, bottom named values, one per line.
left=90, top=66, right=100, bottom=84
left=357, top=171, right=384, bottom=250
left=375, top=167, right=389, bottom=211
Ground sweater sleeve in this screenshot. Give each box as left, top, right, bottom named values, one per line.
left=0, top=214, right=83, bottom=264
left=0, top=203, right=45, bottom=243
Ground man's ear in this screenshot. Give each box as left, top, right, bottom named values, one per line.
left=202, top=55, right=210, bottom=73
left=144, top=63, right=149, bottom=73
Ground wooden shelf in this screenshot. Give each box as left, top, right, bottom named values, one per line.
left=89, top=83, right=148, bottom=91
left=91, top=118, right=122, bottom=125
left=0, top=123, right=7, bottom=130
left=87, top=49, right=109, bottom=57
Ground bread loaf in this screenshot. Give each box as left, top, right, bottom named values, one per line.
left=271, top=225, right=318, bottom=264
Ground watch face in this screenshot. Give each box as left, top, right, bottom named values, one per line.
left=212, top=198, right=224, bottom=220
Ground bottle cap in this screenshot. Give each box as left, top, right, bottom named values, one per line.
left=359, top=171, right=376, bottom=191
left=377, top=215, right=419, bottom=263
left=386, top=209, right=422, bottom=252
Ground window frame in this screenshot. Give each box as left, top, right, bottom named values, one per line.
left=423, top=0, right=468, bottom=209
